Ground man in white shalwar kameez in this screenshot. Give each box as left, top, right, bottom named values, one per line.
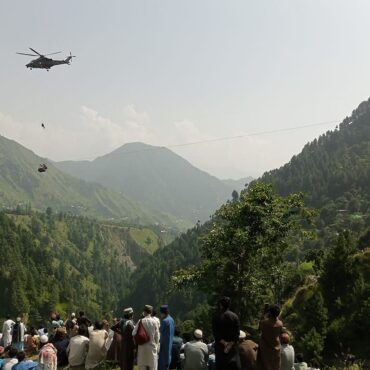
left=133, top=305, right=160, bottom=370
left=2, top=316, right=15, bottom=347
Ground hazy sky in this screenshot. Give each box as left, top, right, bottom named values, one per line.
left=1, top=1, right=370, bottom=179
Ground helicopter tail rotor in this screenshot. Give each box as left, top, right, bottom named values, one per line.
left=66, top=51, right=76, bottom=64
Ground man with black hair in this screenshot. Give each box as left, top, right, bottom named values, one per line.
left=77, top=311, right=91, bottom=328
left=3, top=347, right=18, bottom=370
left=66, top=326, right=90, bottom=367
left=12, top=352, right=37, bottom=370
left=257, top=304, right=283, bottom=370
left=212, top=297, right=241, bottom=370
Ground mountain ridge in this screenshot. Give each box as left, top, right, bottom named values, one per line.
left=0, top=135, right=178, bottom=227
left=55, top=142, right=236, bottom=222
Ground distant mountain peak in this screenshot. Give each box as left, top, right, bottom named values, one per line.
left=56, top=142, right=233, bottom=222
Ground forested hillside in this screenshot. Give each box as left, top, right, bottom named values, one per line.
left=0, top=135, right=177, bottom=227
left=124, top=99, right=370, bottom=361
left=0, top=209, right=167, bottom=322
left=261, top=98, right=370, bottom=243
left=56, top=142, right=233, bottom=223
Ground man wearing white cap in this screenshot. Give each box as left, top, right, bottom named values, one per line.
left=12, top=318, right=25, bottom=351
left=120, top=308, right=135, bottom=370
left=183, top=329, right=209, bottom=370
left=238, top=330, right=258, bottom=370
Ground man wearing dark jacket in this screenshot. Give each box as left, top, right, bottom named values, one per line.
left=212, top=297, right=241, bottom=370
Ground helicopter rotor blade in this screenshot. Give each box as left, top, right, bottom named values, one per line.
left=45, top=51, right=62, bottom=56
left=29, top=48, right=43, bottom=56
left=16, top=52, right=38, bottom=56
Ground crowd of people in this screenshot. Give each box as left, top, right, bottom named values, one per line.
left=0, top=298, right=360, bottom=370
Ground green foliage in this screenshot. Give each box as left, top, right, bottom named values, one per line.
left=300, top=328, right=325, bottom=360
left=173, top=182, right=315, bottom=324
left=0, top=210, right=156, bottom=323
left=261, top=99, right=370, bottom=245
left=123, top=225, right=209, bottom=319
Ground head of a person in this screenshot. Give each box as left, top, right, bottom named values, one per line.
left=102, top=320, right=109, bottom=331
left=193, top=329, right=203, bottom=341
left=112, top=317, right=118, bottom=325
left=123, top=307, right=134, bottom=319
left=8, top=347, right=18, bottom=359
left=143, top=305, right=153, bottom=316
left=218, top=297, right=231, bottom=311
left=16, top=317, right=21, bottom=323
left=0, top=347, right=4, bottom=358
left=54, top=328, right=66, bottom=341
left=39, top=335, right=49, bottom=347
left=267, top=304, right=280, bottom=319
left=94, top=321, right=103, bottom=330
left=79, top=311, right=85, bottom=318
left=16, top=351, right=26, bottom=362
left=280, top=332, right=290, bottom=345
left=345, top=355, right=356, bottom=367
left=296, top=353, right=304, bottom=363
left=239, top=330, right=247, bottom=342
left=174, top=328, right=181, bottom=337
left=71, top=313, right=76, bottom=319
left=160, top=305, right=169, bottom=318
left=78, top=326, right=88, bottom=336
left=50, top=312, right=57, bottom=320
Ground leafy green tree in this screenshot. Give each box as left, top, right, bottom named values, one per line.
left=173, top=182, right=315, bottom=324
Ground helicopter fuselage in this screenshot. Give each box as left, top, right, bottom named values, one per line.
left=26, top=56, right=71, bottom=70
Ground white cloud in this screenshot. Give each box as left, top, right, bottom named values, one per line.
left=0, top=105, right=155, bottom=162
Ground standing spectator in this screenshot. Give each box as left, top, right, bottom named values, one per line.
left=85, top=321, right=108, bottom=369
left=280, top=333, right=294, bottom=370
left=107, top=318, right=122, bottom=364
left=2, top=316, right=15, bottom=347
left=132, top=305, right=160, bottom=370
left=38, top=336, right=57, bottom=370
left=66, top=326, right=90, bottom=367
left=212, top=297, right=241, bottom=370
left=257, top=304, right=283, bottom=370
left=158, top=305, right=175, bottom=370
left=119, top=308, right=135, bottom=370
left=65, top=313, right=77, bottom=338
left=50, top=328, right=70, bottom=367
left=183, top=329, right=208, bottom=370
left=169, top=328, right=183, bottom=370
left=12, top=318, right=25, bottom=352
left=238, top=330, right=258, bottom=370
left=294, top=354, right=308, bottom=370
left=77, top=311, right=92, bottom=328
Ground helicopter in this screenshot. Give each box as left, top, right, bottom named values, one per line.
left=16, top=48, right=76, bottom=71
